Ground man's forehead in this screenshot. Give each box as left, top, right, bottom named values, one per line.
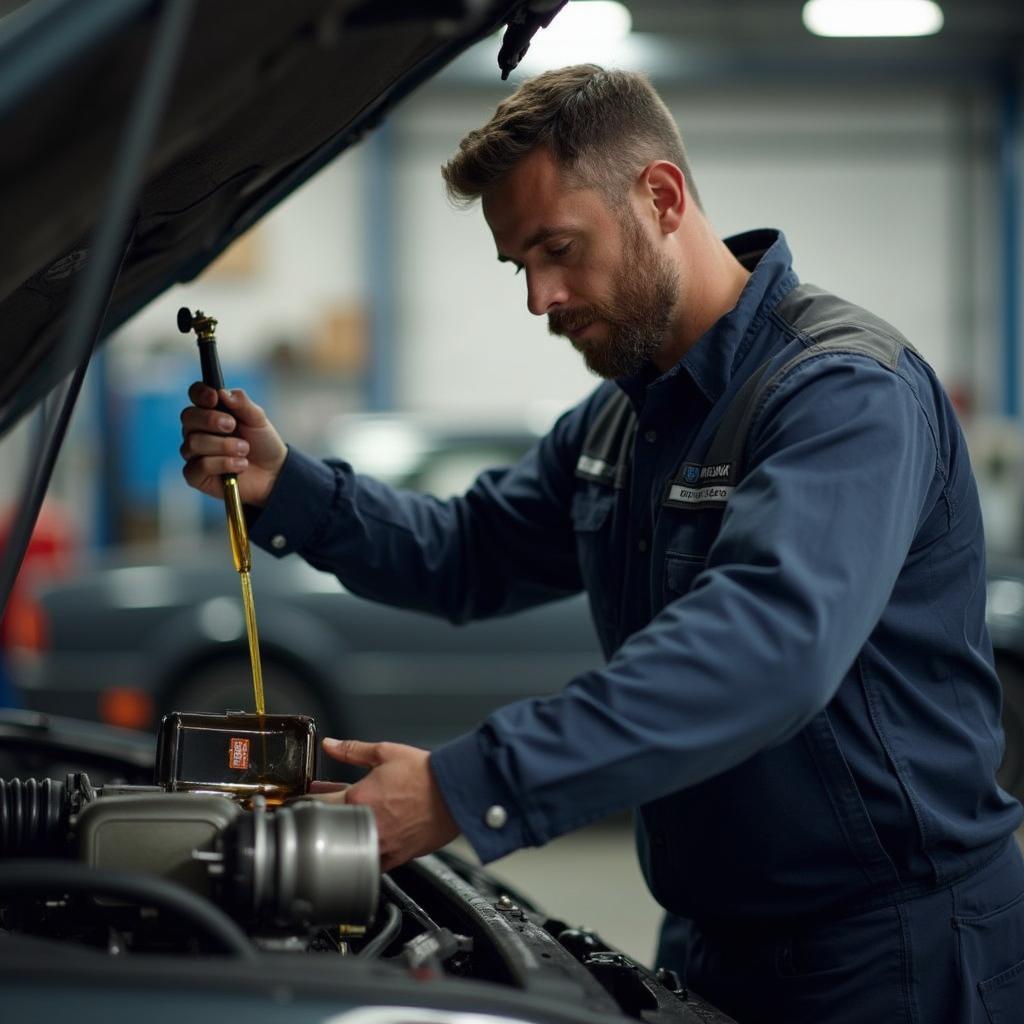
left=483, top=151, right=562, bottom=228
left=483, top=153, right=600, bottom=254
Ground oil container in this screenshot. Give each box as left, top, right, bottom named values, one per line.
left=155, top=711, right=318, bottom=804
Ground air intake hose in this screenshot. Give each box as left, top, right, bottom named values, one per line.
left=0, top=778, right=67, bottom=856
left=222, top=799, right=379, bottom=929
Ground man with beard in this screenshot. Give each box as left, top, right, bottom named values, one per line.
left=180, top=66, right=1024, bottom=1022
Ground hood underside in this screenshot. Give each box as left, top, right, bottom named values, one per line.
left=0, top=0, right=522, bottom=433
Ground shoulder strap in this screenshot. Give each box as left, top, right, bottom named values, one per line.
left=663, top=283, right=914, bottom=510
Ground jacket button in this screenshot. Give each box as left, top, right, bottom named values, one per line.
left=644, top=430, right=657, bottom=443
left=485, top=805, right=508, bottom=829
left=271, top=534, right=287, bottom=550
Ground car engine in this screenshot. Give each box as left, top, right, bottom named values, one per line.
left=0, top=771, right=380, bottom=954
left=0, top=707, right=393, bottom=957
left=0, top=710, right=736, bottom=1023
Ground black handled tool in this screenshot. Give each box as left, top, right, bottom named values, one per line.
left=178, top=307, right=229, bottom=400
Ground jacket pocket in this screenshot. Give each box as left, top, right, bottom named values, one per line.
left=953, top=891, right=1024, bottom=1023
left=663, top=550, right=706, bottom=602
left=979, top=957, right=1024, bottom=1023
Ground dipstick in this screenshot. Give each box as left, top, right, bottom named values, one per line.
left=179, top=307, right=266, bottom=716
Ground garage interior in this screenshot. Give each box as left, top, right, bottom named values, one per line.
left=2, top=0, right=1024, bottom=973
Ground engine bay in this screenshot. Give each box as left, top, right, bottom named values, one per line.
left=0, top=710, right=735, bottom=1023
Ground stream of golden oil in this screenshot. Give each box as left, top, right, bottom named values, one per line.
left=223, top=477, right=265, bottom=717
left=239, top=570, right=265, bottom=716
left=239, top=569, right=268, bottom=787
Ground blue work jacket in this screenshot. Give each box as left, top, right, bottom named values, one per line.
left=250, top=229, right=1022, bottom=923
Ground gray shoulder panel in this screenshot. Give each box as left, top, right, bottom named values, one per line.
left=774, top=283, right=917, bottom=368
left=685, top=284, right=922, bottom=505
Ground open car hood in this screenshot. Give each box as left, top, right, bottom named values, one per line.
left=0, top=0, right=549, bottom=434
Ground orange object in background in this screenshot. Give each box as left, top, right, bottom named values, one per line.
left=99, top=686, right=155, bottom=730
left=0, top=503, right=78, bottom=653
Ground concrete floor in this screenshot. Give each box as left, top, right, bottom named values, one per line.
left=449, top=823, right=1024, bottom=968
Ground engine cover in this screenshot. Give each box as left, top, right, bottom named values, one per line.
left=77, top=793, right=241, bottom=898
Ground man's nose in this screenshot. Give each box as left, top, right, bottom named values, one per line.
left=526, top=271, right=569, bottom=317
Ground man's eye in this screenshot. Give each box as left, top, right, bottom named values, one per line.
left=549, top=243, right=572, bottom=259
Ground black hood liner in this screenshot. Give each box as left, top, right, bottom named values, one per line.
left=0, top=0, right=519, bottom=434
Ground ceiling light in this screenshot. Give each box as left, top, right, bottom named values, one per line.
left=545, top=1, right=632, bottom=43
left=802, top=0, right=944, bottom=38
left=516, top=1, right=633, bottom=69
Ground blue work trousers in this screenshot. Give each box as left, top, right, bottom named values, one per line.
left=658, top=839, right=1024, bottom=1023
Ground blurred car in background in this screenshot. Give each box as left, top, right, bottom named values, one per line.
left=10, top=416, right=603, bottom=760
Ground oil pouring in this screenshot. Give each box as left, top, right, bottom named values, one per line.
left=177, top=307, right=265, bottom=715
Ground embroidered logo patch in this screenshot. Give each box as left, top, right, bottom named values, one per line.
left=664, top=462, right=735, bottom=510
left=228, top=737, right=250, bottom=770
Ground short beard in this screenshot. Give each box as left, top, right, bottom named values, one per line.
left=548, top=207, right=678, bottom=379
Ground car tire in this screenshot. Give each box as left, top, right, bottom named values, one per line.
left=996, top=657, right=1024, bottom=804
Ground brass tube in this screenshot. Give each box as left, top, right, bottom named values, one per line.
left=223, top=475, right=251, bottom=573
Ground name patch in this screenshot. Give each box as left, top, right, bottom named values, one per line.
left=664, top=462, right=735, bottom=510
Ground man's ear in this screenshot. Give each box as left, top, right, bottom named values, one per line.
left=639, top=161, right=686, bottom=234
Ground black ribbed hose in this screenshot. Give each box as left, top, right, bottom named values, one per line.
left=0, top=778, right=66, bottom=856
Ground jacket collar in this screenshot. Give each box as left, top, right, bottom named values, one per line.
left=618, top=228, right=799, bottom=410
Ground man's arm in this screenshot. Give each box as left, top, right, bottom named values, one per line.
left=181, top=382, right=609, bottom=625
left=245, top=440, right=582, bottom=623
left=430, top=350, right=944, bottom=862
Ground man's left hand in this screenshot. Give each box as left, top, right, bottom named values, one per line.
left=311, top=738, right=460, bottom=871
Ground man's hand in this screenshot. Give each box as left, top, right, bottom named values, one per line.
left=179, top=384, right=287, bottom=507
left=312, top=739, right=460, bottom=872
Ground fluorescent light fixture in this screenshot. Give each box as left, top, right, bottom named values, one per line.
left=803, top=0, right=944, bottom=38
left=517, top=1, right=633, bottom=69
left=546, top=1, right=632, bottom=43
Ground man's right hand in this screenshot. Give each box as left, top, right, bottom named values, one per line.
left=179, top=383, right=288, bottom=507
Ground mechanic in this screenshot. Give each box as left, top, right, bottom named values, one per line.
left=180, top=65, right=1024, bottom=1023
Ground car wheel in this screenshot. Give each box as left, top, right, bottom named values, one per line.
left=167, top=657, right=336, bottom=733
left=996, top=657, right=1024, bottom=804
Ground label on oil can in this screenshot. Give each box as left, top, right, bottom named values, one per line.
left=228, top=737, right=250, bottom=770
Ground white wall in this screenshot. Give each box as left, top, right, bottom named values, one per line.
left=682, top=87, right=959, bottom=375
